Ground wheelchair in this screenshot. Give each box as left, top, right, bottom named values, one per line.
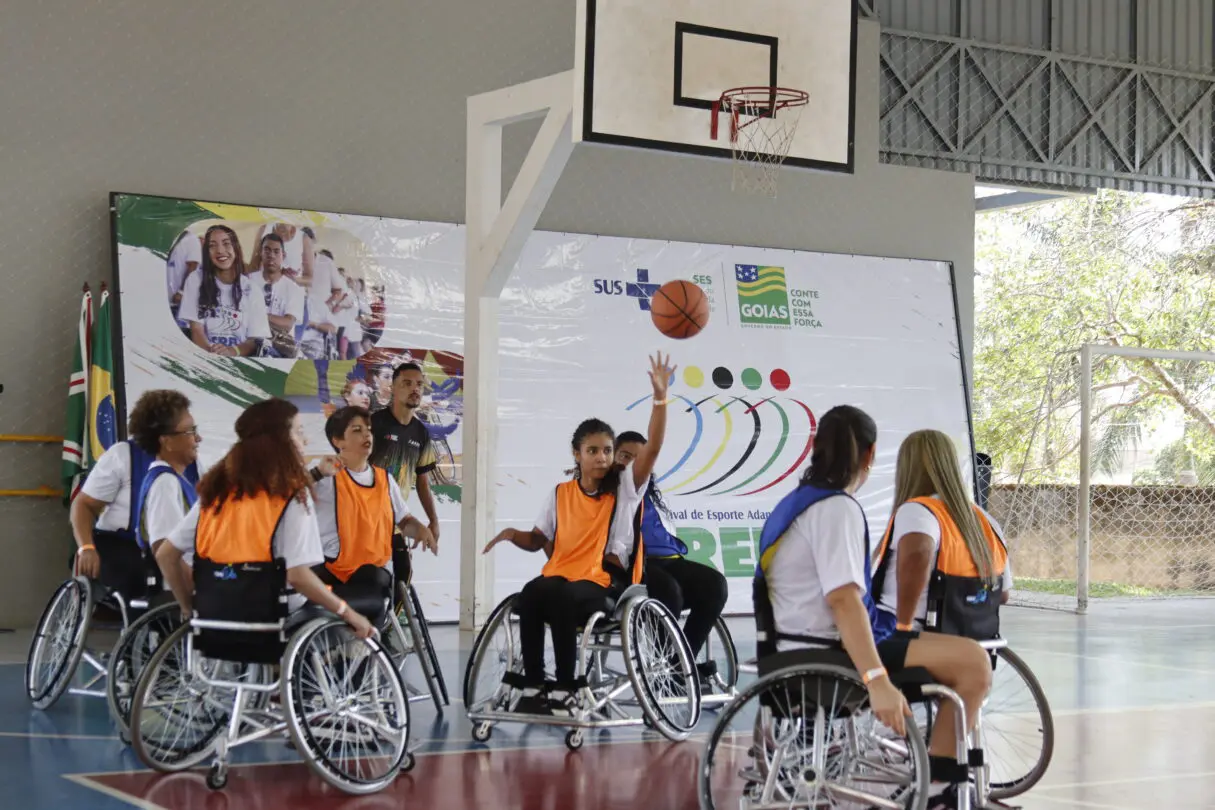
left=385, top=579, right=450, bottom=712
left=26, top=536, right=182, bottom=729
left=905, top=637, right=1053, bottom=804
left=700, top=647, right=983, bottom=810
left=127, top=561, right=412, bottom=794
left=736, top=634, right=1053, bottom=805
left=463, top=584, right=702, bottom=751
left=696, top=614, right=741, bottom=706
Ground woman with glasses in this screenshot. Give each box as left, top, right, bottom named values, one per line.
left=131, top=391, right=203, bottom=553
left=69, top=390, right=201, bottom=597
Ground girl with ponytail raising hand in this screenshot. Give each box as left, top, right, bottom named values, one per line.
left=484, top=353, right=675, bottom=715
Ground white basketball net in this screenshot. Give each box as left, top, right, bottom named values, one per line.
left=713, top=87, right=809, bottom=198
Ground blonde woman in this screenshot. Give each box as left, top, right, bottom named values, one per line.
left=871, top=429, right=1009, bottom=808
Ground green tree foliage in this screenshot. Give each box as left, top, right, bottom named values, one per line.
left=975, top=191, right=1215, bottom=484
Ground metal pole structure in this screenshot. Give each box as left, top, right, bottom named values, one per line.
left=1076, top=344, right=1093, bottom=615
left=461, top=72, right=574, bottom=632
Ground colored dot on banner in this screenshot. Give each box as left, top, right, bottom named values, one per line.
left=741, top=368, right=762, bottom=390
left=770, top=368, right=791, bottom=391
left=712, top=367, right=734, bottom=390
left=683, top=366, right=704, bottom=388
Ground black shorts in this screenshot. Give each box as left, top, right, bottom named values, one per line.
left=876, top=629, right=920, bottom=672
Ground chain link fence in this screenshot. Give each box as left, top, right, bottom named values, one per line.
left=981, top=347, right=1215, bottom=611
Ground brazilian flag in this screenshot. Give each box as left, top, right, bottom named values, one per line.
left=89, top=285, right=118, bottom=463
left=61, top=287, right=92, bottom=504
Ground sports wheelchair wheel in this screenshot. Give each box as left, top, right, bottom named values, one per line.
left=403, top=583, right=449, bottom=709
left=106, top=601, right=182, bottom=742
left=463, top=594, right=521, bottom=713
left=984, top=647, right=1054, bottom=799
left=128, top=623, right=235, bottom=773
left=621, top=597, right=701, bottom=741
left=26, top=577, right=93, bottom=710
left=283, top=617, right=411, bottom=795
left=700, top=662, right=931, bottom=810
left=700, top=617, right=740, bottom=696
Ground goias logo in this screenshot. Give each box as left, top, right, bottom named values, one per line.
left=624, top=365, right=816, bottom=498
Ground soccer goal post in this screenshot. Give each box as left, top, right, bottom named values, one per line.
left=1074, top=344, right=1215, bottom=613
left=991, top=344, right=1215, bottom=614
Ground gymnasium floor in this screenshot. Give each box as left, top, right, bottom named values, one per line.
left=2, top=599, right=1213, bottom=810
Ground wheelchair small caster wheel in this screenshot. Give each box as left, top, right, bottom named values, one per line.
left=206, top=763, right=228, bottom=790
left=472, top=722, right=493, bottom=743
left=564, top=729, right=584, bottom=751
left=400, top=752, right=416, bottom=773
left=118, top=728, right=131, bottom=746
left=643, top=715, right=655, bottom=730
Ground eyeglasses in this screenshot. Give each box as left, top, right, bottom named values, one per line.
left=169, top=426, right=200, bottom=437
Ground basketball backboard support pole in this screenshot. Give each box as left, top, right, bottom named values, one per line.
left=461, top=71, right=574, bottom=631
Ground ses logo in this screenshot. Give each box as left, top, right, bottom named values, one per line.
left=734, top=264, right=823, bottom=330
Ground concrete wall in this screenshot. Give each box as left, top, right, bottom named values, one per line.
left=0, top=2, right=973, bottom=626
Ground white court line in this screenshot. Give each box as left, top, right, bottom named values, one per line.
left=1011, top=645, right=1215, bottom=676
left=1046, top=699, right=1215, bottom=718
left=1027, top=793, right=1138, bottom=810
left=62, top=774, right=168, bottom=810
left=1034, top=770, right=1215, bottom=792
left=0, top=730, right=116, bottom=741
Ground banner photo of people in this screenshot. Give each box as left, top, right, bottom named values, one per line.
left=112, top=192, right=972, bottom=618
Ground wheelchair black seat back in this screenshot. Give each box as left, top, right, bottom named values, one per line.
left=92, top=531, right=163, bottom=608
left=193, top=557, right=289, bottom=665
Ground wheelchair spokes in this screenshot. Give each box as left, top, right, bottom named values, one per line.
left=701, top=665, right=929, bottom=810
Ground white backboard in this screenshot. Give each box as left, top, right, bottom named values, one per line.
left=574, top=0, right=858, bottom=172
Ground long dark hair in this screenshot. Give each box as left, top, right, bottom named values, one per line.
left=567, top=418, right=620, bottom=495
left=800, top=405, right=878, bottom=490
left=197, top=398, right=310, bottom=510
left=614, top=430, right=672, bottom=518
left=199, top=224, right=247, bottom=315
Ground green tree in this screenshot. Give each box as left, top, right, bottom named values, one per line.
left=974, top=191, right=1215, bottom=484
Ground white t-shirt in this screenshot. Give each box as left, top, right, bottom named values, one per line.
left=876, top=497, right=1014, bottom=629
left=168, top=493, right=325, bottom=611
left=141, top=462, right=192, bottom=547
left=307, top=254, right=342, bottom=325
left=533, top=471, right=645, bottom=564
left=279, top=228, right=306, bottom=280
left=166, top=233, right=202, bottom=302
left=766, top=495, right=869, bottom=651
left=177, top=271, right=272, bottom=348
left=261, top=273, right=305, bottom=322
left=340, top=292, right=364, bottom=343
left=312, top=466, right=410, bottom=566
left=80, top=442, right=133, bottom=532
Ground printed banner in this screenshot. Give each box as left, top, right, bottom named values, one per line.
left=113, top=193, right=971, bottom=619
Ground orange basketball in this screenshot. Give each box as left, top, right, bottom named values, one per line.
left=650, top=279, right=709, bottom=339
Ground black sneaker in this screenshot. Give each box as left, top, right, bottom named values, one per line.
left=512, top=688, right=549, bottom=715
left=927, top=784, right=977, bottom=810
left=543, top=689, right=579, bottom=717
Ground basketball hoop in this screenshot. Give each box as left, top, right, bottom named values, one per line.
left=711, top=87, right=809, bottom=197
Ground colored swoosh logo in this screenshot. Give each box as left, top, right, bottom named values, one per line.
left=738, top=398, right=817, bottom=496
left=680, top=397, right=762, bottom=495
left=666, top=397, right=732, bottom=493
left=713, top=398, right=789, bottom=495
left=625, top=393, right=701, bottom=484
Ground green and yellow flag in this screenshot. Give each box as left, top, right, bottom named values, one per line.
left=61, top=286, right=92, bottom=504
left=88, top=284, right=118, bottom=463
